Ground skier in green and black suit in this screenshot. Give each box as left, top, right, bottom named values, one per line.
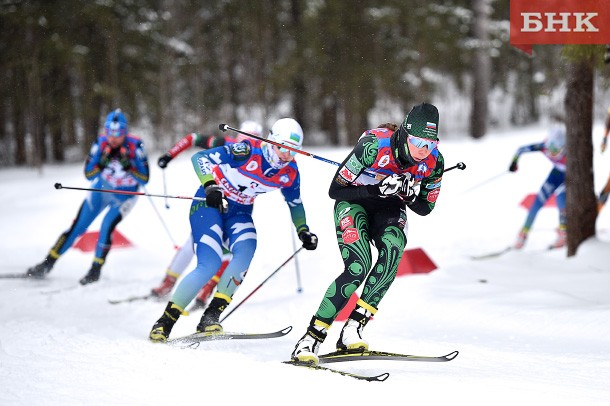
left=291, top=103, right=444, bottom=364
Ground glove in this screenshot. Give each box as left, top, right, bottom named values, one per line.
left=377, top=174, right=409, bottom=196
left=204, top=182, right=228, bottom=213
left=98, top=145, right=112, bottom=169
left=298, top=230, right=318, bottom=250
left=508, top=159, right=518, bottom=172
left=158, top=153, right=172, bottom=169
left=117, top=146, right=131, bottom=170
left=398, top=176, right=417, bottom=204
left=602, top=137, right=607, bottom=153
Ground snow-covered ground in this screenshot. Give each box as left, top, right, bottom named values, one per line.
left=1, top=123, right=610, bottom=405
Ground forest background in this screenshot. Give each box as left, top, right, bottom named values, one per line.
left=2, top=0, right=610, bottom=168
left=2, top=1, right=610, bottom=255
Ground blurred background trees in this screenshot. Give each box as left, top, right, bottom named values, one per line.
left=1, top=0, right=609, bottom=167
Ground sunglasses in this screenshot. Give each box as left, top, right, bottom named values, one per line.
left=274, top=144, right=297, bottom=157
left=407, top=134, right=438, bottom=150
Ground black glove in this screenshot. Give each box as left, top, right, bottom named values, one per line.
left=117, top=146, right=131, bottom=170
left=204, top=182, right=228, bottom=213
left=158, top=153, right=172, bottom=169
left=398, top=176, right=417, bottom=204
left=376, top=174, right=409, bottom=196
left=508, top=159, right=518, bottom=172
left=98, top=146, right=112, bottom=169
left=298, top=230, right=318, bottom=250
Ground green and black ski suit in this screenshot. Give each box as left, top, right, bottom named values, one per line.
left=313, top=127, right=444, bottom=327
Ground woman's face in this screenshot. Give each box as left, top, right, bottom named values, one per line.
left=406, top=135, right=437, bottom=161
left=273, top=145, right=295, bottom=163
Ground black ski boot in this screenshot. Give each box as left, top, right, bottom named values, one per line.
left=26, top=255, right=57, bottom=279
left=80, top=262, right=102, bottom=285
left=149, top=302, right=184, bottom=342
left=196, top=296, right=230, bottom=334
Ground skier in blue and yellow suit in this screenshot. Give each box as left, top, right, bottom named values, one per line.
left=26, top=109, right=149, bottom=284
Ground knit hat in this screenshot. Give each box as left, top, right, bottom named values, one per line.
left=401, top=103, right=439, bottom=141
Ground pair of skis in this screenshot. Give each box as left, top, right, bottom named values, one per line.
left=164, top=325, right=458, bottom=382
left=284, top=348, right=459, bottom=381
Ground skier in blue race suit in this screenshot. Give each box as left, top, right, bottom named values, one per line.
left=509, top=125, right=567, bottom=250
left=149, top=118, right=318, bottom=342
left=26, top=109, right=150, bottom=284
left=150, top=121, right=263, bottom=308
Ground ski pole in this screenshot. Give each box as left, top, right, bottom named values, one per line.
left=54, top=183, right=206, bottom=201
left=290, top=226, right=303, bottom=293
left=460, top=171, right=507, bottom=194
left=219, top=246, right=304, bottom=322
left=219, top=123, right=380, bottom=179
left=162, top=169, right=170, bottom=209
left=142, top=186, right=179, bottom=249
left=445, top=162, right=466, bottom=172
left=220, top=123, right=466, bottom=179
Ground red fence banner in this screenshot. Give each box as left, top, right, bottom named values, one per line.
left=510, top=0, right=610, bottom=54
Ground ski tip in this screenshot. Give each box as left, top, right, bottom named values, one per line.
left=445, top=350, right=459, bottom=360
left=282, top=359, right=314, bottom=366
left=281, top=326, right=293, bottom=335
left=374, top=372, right=390, bottom=382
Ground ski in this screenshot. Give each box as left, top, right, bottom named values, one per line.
left=41, top=285, right=80, bottom=295
left=0, top=273, right=30, bottom=279
left=470, top=247, right=511, bottom=260
left=167, top=326, right=293, bottom=346
left=283, top=360, right=389, bottom=382
left=108, top=294, right=155, bottom=305
left=471, top=244, right=564, bottom=260
left=318, top=349, right=459, bottom=364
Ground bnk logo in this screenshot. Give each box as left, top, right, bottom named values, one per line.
left=510, top=0, right=610, bottom=55
left=521, top=12, right=598, bottom=32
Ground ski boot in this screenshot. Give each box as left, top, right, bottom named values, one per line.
left=80, top=262, right=102, bottom=285
left=291, top=317, right=328, bottom=364
left=151, top=272, right=178, bottom=297
left=196, top=295, right=230, bottom=334
left=549, top=227, right=567, bottom=249
left=513, top=228, right=529, bottom=250
left=149, top=302, right=185, bottom=342
left=26, top=255, right=57, bottom=279
left=336, top=302, right=375, bottom=352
